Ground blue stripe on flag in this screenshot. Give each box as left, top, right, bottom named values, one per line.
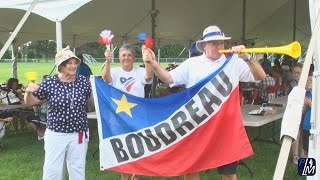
left=94, top=54, right=233, bottom=138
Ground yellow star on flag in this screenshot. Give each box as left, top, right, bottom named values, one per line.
left=111, top=94, right=137, bottom=118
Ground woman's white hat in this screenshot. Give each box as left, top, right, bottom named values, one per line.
left=196, top=25, right=231, bottom=52
left=55, top=47, right=80, bottom=68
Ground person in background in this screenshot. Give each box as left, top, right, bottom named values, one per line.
left=25, top=102, right=47, bottom=140
left=288, top=63, right=303, bottom=93
left=25, top=75, right=49, bottom=140
left=259, top=53, right=272, bottom=73
left=273, top=55, right=282, bottom=71
left=287, top=63, right=303, bottom=164
left=270, top=66, right=283, bottom=96
left=24, top=48, right=92, bottom=180
left=0, top=111, right=13, bottom=140
left=301, top=72, right=313, bottom=157
left=281, top=56, right=294, bottom=91
left=256, top=67, right=276, bottom=102
left=76, top=54, right=93, bottom=80
left=103, top=44, right=154, bottom=180
left=2, top=78, right=26, bottom=134
left=143, top=25, right=265, bottom=180
left=0, top=113, right=13, bottom=123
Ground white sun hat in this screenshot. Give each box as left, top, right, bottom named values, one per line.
left=55, top=47, right=80, bottom=68
left=196, top=25, right=231, bottom=52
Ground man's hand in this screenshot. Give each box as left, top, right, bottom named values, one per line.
left=142, top=45, right=156, bottom=64
left=231, top=45, right=250, bottom=60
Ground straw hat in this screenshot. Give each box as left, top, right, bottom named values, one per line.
left=55, top=47, right=80, bottom=68
left=196, top=25, right=231, bottom=52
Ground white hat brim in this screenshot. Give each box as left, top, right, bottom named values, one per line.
left=196, top=36, right=231, bottom=52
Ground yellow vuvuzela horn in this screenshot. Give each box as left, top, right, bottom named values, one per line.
left=219, top=41, right=301, bottom=59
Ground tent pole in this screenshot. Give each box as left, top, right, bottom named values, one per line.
left=0, top=0, right=38, bottom=60
left=151, top=0, right=158, bottom=97
left=56, top=21, right=63, bottom=51
left=307, top=1, right=320, bottom=179
left=293, top=0, right=297, bottom=41
left=241, top=0, right=247, bottom=43
left=50, top=21, right=63, bottom=75
left=273, top=9, right=320, bottom=180
left=11, top=43, right=17, bottom=78
left=72, top=34, right=77, bottom=50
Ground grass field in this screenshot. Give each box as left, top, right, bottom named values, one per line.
left=0, top=120, right=301, bottom=180
left=0, top=62, right=302, bottom=179
left=0, top=62, right=154, bottom=85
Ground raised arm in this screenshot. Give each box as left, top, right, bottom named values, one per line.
left=24, top=82, right=42, bottom=105
left=231, top=45, right=266, bottom=81
left=102, top=49, right=112, bottom=83
left=245, top=60, right=266, bottom=80
left=142, top=45, right=154, bottom=81
left=142, top=47, right=173, bottom=84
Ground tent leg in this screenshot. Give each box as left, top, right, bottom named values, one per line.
left=0, top=0, right=39, bottom=59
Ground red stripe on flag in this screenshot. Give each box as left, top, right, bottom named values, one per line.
left=108, top=86, right=253, bottom=176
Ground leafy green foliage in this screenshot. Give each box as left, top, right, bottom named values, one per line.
left=2, top=40, right=190, bottom=62
left=0, top=41, right=11, bottom=59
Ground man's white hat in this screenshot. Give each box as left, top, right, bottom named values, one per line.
left=196, top=25, right=231, bottom=52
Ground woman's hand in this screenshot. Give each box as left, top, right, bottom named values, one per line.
left=25, top=83, right=39, bottom=93
left=104, top=49, right=112, bottom=62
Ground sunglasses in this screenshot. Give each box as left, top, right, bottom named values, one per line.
left=206, top=41, right=225, bottom=46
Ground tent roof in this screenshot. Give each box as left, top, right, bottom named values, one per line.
left=0, top=0, right=311, bottom=48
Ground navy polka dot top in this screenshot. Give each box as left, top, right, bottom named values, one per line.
left=34, top=75, right=91, bottom=133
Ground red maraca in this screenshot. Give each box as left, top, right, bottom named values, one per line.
left=144, top=37, right=154, bottom=49
left=98, top=30, right=114, bottom=50
left=137, top=32, right=154, bottom=49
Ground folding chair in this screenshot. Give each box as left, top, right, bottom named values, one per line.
left=266, top=85, right=279, bottom=101
left=25, top=105, right=47, bottom=140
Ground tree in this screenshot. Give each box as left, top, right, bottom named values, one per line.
left=159, top=44, right=188, bottom=58
left=0, top=41, right=11, bottom=59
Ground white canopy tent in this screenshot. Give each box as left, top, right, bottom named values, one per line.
left=0, top=0, right=319, bottom=178
left=0, top=0, right=311, bottom=49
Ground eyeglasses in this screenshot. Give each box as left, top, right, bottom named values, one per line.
left=293, top=71, right=301, bottom=75
left=206, top=41, right=225, bottom=46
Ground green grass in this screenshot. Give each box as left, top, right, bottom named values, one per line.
left=0, top=62, right=171, bottom=86
left=0, top=120, right=300, bottom=180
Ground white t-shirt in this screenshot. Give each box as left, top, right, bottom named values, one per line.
left=169, top=54, right=257, bottom=88
left=110, top=67, right=152, bottom=97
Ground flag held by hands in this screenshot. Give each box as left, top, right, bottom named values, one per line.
left=91, top=54, right=253, bottom=176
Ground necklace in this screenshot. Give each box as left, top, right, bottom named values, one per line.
left=63, top=82, right=75, bottom=109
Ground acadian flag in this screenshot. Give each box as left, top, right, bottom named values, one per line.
left=91, top=54, right=253, bottom=176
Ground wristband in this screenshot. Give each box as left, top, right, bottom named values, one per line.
left=244, top=54, right=252, bottom=62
